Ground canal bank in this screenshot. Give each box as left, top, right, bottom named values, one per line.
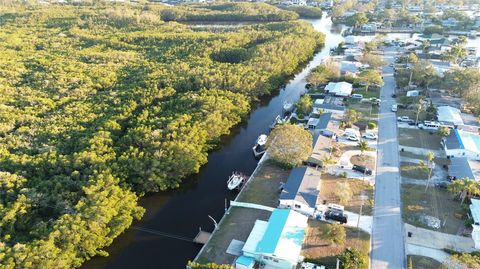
left=82, top=17, right=344, bottom=269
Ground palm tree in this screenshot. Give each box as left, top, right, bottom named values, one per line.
left=358, top=140, right=369, bottom=155
left=448, top=178, right=480, bottom=204
left=424, top=151, right=435, bottom=192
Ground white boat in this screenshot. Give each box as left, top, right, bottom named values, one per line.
left=283, top=101, right=294, bottom=113
left=269, top=115, right=288, bottom=130
left=252, top=134, right=267, bottom=157
left=227, top=172, right=246, bottom=190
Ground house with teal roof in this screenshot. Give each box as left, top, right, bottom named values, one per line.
left=442, top=129, right=480, bottom=161
left=235, top=209, right=308, bottom=269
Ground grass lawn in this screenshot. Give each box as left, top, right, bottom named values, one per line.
left=400, top=162, right=429, bottom=180
left=351, top=154, right=376, bottom=170
left=319, top=174, right=374, bottom=215
left=407, top=255, right=442, bottom=269
left=401, top=184, right=466, bottom=234
left=346, top=101, right=379, bottom=120
left=237, top=162, right=290, bottom=207
left=398, top=128, right=443, bottom=150
left=400, top=151, right=451, bottom=167
left=396, top=108, right=427, bottom=122
left=302, top=220, right=370, bottom=269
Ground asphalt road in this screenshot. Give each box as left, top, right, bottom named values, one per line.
left=371, top=46, right=406, bottom=269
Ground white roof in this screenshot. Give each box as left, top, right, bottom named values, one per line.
left=314, top=99, right=325, bottom=106
left=242, top=220, right=268, bottom=254
left=325, top=82, right=352, bottom=97
left=272, top=210, right=308, bottom=263
left=437, top=106, right=464, bottom=125
left=471, top=199, right=480, bottom=225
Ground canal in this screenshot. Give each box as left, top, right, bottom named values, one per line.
left=83, top=17, right=344, bottom=269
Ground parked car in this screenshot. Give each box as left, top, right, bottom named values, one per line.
left=391, top=104, right=398, bottom=112
left=397, top=116, right=412, bottom=122
left=391, top=93, right=397, bottom=98
left=362, top=132, right=378, bottom=140
left=418, top=121, right=440, bottom=130
left=301, top=262, right=325, bottom=269
left=352, top=93, right=363, bottom=99
left=345, top=135, right=359, bottom=141
left=325, top=210, right=348, bottom=224
left=435, top=182, right=450, bottom=189
left=352, top=164, right=372, bottom=175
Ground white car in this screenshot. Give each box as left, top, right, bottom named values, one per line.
left=391, top=104, right=398, bottom=112
left=362, top=132, right=378, bottom=140
left=345, top=134, right=359, bottom=141
left=397, top=116, right=411, bottom=122
left=301, top=262, right=325, bottom=269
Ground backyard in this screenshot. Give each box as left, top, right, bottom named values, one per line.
left=401, top=184, right=466, bottom=235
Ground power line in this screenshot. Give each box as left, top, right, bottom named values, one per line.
left=131, top=226, right=193, bottom=243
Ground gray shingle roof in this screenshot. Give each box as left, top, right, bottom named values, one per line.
left=280, top=167, right=321, bottom=208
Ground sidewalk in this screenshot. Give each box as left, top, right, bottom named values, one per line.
left=405, top=223, right=476, bottom=253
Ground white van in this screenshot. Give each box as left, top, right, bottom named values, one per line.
left=351, top=94, right=363, bottom=99
left=391, top=104, right=398, bottom=112
left=418, top=121, right=440, bottom=130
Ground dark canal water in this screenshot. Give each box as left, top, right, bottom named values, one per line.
left=83, top=17, right=344, bottom=269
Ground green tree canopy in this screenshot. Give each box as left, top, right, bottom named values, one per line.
left=266, top=124, right=313, bottom=168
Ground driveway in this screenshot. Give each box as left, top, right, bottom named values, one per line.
left=370, top=46, right=405, bottom=269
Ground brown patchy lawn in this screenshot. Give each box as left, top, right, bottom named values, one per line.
left=400, top=162, right=430, bottom=180
left=320, top=174, right=374, bottom=215
left=407, top=255, right=442, bottom=269
left=351, top=154, right=376, bottom=170
left=302, top=219, right=370, bottom=269
left=398, top=128, right=442, bottom=150
left=402, top=184, right=466, bottom=234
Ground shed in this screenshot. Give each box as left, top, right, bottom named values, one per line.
left=325, top=82, right=353, bottom=97
left=437, top=106, right=464, bottom=126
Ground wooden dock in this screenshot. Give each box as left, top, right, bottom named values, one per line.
left=193, top=230, right=211, bottom=245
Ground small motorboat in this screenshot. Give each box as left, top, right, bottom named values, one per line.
left=227, top=172, right=246, bottom=191
left=269, top=115, right=289, bottom=130
left=283, top=101, right=294, bottom=113
left=252, top=134, right=267, bottom=157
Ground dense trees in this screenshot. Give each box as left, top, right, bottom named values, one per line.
left=0, top=3, right=324, bottom=268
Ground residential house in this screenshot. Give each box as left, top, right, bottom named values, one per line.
left=442, top=129, right=480, bottom=160
left=236, top=209, right=308, bottom=269
left=437, top=106, right=464, bottom=126
left=447, top=157, right=480, bottom=181
left=442, top=17, right=459, bottom=28
left=279, top=167, right=322, bottom=216
left=340, top=61, right=364, bottom=76
left=307, top=112, right=332, bottom=130
left=324, top=82, right=353, bottom=97
left=306, top=132, right=334, bottom=167
left=313, top=97, right=345, bottom=116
